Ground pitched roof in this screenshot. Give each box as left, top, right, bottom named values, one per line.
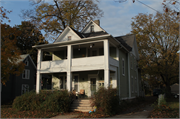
left=82, top=31, right=108, bottom=38
left=70, top=27, right=108, bottom=38
left=16, top=54, right=29, bottom=64
left=115, top=36, right=132, bottom=51
left=119, top=34, right=135, bottom=48
left=70, top=27, right=85, bottom=38
left=17, top=54, right=36, bottom=69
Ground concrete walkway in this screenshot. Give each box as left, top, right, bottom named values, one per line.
left=50, top=114, right=79, bottom=118
left=110, top=104, right=153, bottom=118
left=51, top=104, right=153, bottom=118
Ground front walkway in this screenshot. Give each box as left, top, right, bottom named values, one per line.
left=51, top=104, right=153, bottom=118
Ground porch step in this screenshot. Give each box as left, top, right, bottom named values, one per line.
left=70, top=99, right=95, bottom=112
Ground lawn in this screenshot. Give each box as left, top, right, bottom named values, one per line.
left=148, top=98, right=179, bottom=118
left=1, top=105, right=61, bottom=118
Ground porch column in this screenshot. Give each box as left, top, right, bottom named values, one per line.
left=128, top=53, right=131, bottom=98
left=116, top=47, right=119, bottom=61
left=104, top=40, right=110, bottom=88
left=67, top=45, right=72, bottom=91
left=36, top=49, right=43, bottom=94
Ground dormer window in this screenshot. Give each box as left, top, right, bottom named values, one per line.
left=91, top=25, right=94, bottom=32
left=68, top=36, right=71, bottom=41
left=25, top=59, right=29, bottom=66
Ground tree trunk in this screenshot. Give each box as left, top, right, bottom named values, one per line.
left=165, top=79, right=171, bottom=98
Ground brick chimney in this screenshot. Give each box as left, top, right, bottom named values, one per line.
left=94, top=20, right=100, bottom=26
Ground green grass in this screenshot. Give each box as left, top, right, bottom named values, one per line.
left=148, top=98, right=179, bottom=118
left=167, top=101, right=179, bottom=109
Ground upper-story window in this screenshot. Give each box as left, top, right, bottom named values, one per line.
left=131, top=61, right=133, bottom=69
left=122, top=58, right=125, bottom=76
left=91, top=25, right=94, bottom=32
left=25, top=59, right=29, bottom=66
left=131, top=76, right=134, bottom=93
left=68, top=36, right=71, bottom=41
left=22, top=69, right=30, bottom=79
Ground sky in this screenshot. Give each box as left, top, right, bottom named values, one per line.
left=1, top=0, right=164, bottom=42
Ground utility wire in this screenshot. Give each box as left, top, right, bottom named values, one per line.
left=136, top=0, right=161, bottom=14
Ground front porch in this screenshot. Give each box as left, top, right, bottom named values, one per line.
left=48, top=70, right=118, bottom=97
left=36, top=39, right=120, bottom=95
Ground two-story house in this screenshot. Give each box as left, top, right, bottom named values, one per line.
left=1, top=54, right=36, bottom=103
left=33, top=20, right=143, bottom=99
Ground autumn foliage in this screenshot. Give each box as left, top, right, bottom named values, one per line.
left=131, top=10, right=179, bottom=97
left=22, top=0, right=103, bottom=40
left=1, top=24, right=25, bottom=85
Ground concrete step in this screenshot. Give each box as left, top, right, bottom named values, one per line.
left=70, top=108, right=94, bottom=112
left=71, top=103, right=92, bottom=107
left=73, top=99, right=92, bottom=103
left=71, top=106, right=94, bottom=110
left=70, top=99, right=94, bottom=112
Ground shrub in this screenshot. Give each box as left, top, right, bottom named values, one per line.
left=92, top=87, right=120, bottom=115
left=12, top=90, right=71, bottom=112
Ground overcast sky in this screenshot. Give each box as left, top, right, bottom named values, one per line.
left=1, top=0, right=164, bottom=42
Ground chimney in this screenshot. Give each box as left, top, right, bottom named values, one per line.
left=94, top=20, right=100, bottom=26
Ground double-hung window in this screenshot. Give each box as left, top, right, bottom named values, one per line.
left=131, top=76, right=134, bottom=93
left=122, top=58, right=125, bottom=76
left=21, top=84, right=29, bottom=94
left=25, top=59, right=29, bottom=66
left=22, top=69, right=30, bottom=79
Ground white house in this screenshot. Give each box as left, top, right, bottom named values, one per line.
left=33, top=20, right=143, bottom=99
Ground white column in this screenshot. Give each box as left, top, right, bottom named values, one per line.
left=116, top=47, right=119, bottom=61
left=128, top=53, right=131, bottom=98
left=36, top=49, right=43, bottom=94
left=104, top=40, right=110, bottom=88
left=67, top=45, right=72, bottom=92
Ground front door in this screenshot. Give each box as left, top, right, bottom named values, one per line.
left=90, top=78, right=96, bottom=96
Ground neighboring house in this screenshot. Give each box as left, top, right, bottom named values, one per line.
left=33, top=20, right=143, bottom=99
left=170, top=83, right=179, bottom=96
left=1, top=54, right=36, bottom=102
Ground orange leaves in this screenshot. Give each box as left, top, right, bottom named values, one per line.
left=1, top=24, right=25, bottom=85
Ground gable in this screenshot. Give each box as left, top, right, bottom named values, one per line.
left=24, top=55, right=36, bottom=69
left=55, top=27, right=81, bottom=43
left=81, top=20, right=105, bottom=33
left=130, top=39, right=139, bottom=60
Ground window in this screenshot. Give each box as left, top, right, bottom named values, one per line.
left=25, top=59, right=29, bottom=66
left=135, top=77, right=137, bottom=93
left=131, top=61, right=133, bottom=69
left=131, top=76, right=134, bottom=93
left=91, top=25, right=94, bottom=32
left=134, top=61, right=136, bottom=71
left=74, top=75, right=79, bottom=92
left=122, top=58, right=125, bottom=76
left=68, top=36, right=71, bottom=41
left=22, top=69, right=30, bottom=79
left=21, top=84, right=29, bottom=94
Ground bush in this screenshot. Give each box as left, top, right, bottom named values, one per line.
left=12, top=90, right=71, bottom=112
left=92, top=87, right=120, bottom=115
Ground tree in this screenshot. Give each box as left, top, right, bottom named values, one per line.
left=162, top=0, right=180, bottom=15
left=1, top=24, right=25, bottom=85
left=15, top=21, right=48, bottom=64
left=22, top=0, right=103, bottom=40
left=131, top=11, right=179, bottom=97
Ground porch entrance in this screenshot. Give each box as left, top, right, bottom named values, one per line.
left=90, top=78, right=96, bottom=96
left=88, top=74, right=98, bottom=97
left=59, top=75, right=67, bottom=89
